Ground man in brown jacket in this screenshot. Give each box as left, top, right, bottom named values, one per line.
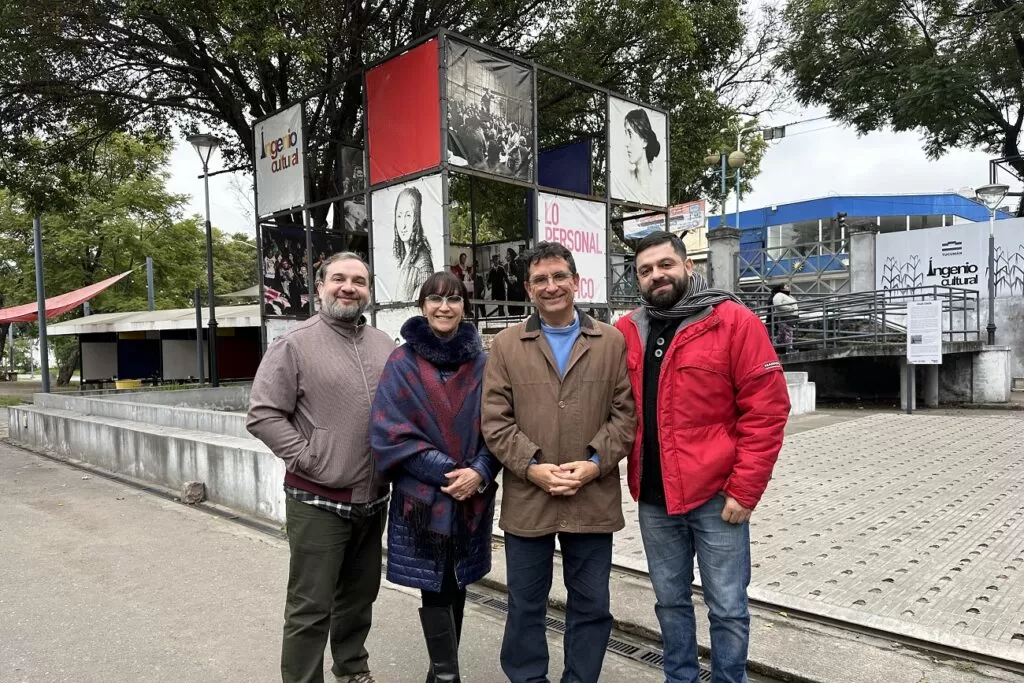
left=482, top=241, right=636, bottom=683
left=248, top=252, right=394, bottom=683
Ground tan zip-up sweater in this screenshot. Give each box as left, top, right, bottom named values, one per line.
left=247, top=312, right=395, bottom=503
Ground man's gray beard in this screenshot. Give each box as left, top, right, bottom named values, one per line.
left=645, top=276, right=689, bottom=309
left=322, top=297, right=367, bottom=322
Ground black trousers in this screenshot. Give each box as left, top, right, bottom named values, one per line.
left=420, top=556, right=467, bottom=641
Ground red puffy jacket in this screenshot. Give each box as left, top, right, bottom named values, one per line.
left=615, top=301, right=791, bottom=515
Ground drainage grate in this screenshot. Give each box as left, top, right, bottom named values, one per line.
left=465, top=587, right=715, bottom=679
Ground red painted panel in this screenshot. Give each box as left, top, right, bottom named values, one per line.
left=366, top=40, right=441, bottom=185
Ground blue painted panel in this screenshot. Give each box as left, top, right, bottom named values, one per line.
left=538, top=140, right=591, bottom=195
left=708, top=193, right=1012, bottom=231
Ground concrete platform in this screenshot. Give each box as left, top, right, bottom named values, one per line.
left=4, top=433, right=1021, bottom=683
left=0, top=441, right=668, bottom=683
left=605, top=412, right=1024, bottom=666
left=11, top=392, right=1024, bottom=680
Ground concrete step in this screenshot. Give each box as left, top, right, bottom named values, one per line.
left=33, top=391, right=249, bottom=439
left=7, top=404, right=284, bottom=522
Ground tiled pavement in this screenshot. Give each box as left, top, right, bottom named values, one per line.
left=9, top=401, right=1023, bottom=662
left=497, top=412, right=1024, bottom=662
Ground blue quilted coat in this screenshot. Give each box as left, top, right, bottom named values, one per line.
left=370, top=316, right=501, bottom=592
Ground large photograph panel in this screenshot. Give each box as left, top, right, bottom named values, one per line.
left=261, top=225, right=310, bottom=317
left=447, top=43, right=534, bottom=181
left=608, top=97, right=668, bottom=207
left=371, top=174, right=445, bottom=304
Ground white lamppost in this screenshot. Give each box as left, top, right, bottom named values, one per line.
left=975, top=183, right=1008, bottom=345
left=187, top=133, right=225, bottom=386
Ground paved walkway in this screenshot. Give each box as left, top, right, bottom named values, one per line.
left=0, top=441, right=666, bottom=683
left=603, top=412, right=1024, bottom=663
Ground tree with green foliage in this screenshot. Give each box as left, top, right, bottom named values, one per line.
left=1, top=0, right=781, bottom=214
left=0, top=133, right=257, bottom=384
left=779, top=0, right=1024, bottom=214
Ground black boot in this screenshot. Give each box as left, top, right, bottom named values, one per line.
left=419, top=606, right=461, bottom=683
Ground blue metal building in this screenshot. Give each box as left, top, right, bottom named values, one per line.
left=707, top=193, right=1013, bottom=290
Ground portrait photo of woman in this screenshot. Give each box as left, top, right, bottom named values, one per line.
left=372, top=174, right=445, bottom=304
left=609, top=97, right=668, bottom=207
left=393, top=187, right=435, bottom=301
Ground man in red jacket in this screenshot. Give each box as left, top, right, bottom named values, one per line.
left=615, top=231, right=790, bottom=683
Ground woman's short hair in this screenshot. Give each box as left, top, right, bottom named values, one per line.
left=417, top=271, right=470, bottom=308
left=625, top=109, right=662, bottom=164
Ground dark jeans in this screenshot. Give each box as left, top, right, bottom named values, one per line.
left=501, top=532, right=613, bottom=683
left=281, top=496, right=385, bottom=683
left=420, top=556, right=467, bottom=641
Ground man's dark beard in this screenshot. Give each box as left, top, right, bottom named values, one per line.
left=643, top=275, right=689, bottom=309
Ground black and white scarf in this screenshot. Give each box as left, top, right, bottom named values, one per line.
left=640, top=271, right=743, bottom=320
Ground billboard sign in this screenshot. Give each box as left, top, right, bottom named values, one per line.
left=254, top=104, right=306, bottom=216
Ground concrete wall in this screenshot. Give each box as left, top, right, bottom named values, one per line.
left=785, top=372, right=816, bottom=415
left=789, top=350, right=1010, bottom=405
left=8, top=403, right=286, bottom=522
left=785, top=356, right=901, bottom=403
left=990, top=296, right=1024, bottom=380
left=99, top=385, right=251, bottom=411
left=937, top=353, right=973, bottom=403
left=972, top=346, right=1012, bottom=403
left=34, top=392, right=250, bottom=439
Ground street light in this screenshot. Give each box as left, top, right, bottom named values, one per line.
left=705, top=149, right=729, bottom=228
left=706, top=127, right=757, bottom=231
left=975, top=183, right=1008, bottom=345
left=187, top=132, right=225, bottom=386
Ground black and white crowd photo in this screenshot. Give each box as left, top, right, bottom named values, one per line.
left=447, top=42, right=534, bottom=181
left=261, top=226, right=311, bottom=317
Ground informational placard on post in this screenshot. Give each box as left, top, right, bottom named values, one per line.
left=906, top=299, right=943, bottom=365
left=536, top=192, right=607, bottom=304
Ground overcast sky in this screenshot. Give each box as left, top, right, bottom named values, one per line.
left=741, top=106, right=1022, bottom=214
left=165, top=105, right=1022, bottom=237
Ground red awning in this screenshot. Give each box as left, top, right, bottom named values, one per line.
left=0, top=270, right=134, bottom=324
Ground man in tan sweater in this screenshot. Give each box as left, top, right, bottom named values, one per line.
left=248, top=252, right=394, bottom=683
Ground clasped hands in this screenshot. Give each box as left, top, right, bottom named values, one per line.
left=527, top=460, right=599, bottom=496
left=441, top=468, right=483, bottom=501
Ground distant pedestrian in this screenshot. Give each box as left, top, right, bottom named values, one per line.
left=247, top=252, right=394, bottom=683
left=371, top=272, right=501, bottom=683
left=769, top=283, right=798, bottom=354
left=616, top=231, right=791, bottom=683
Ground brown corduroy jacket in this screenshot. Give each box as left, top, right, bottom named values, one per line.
left=481, top=310, right=637, bottom=537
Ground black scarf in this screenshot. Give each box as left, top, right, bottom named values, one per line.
left=399, top=316, right=482, bottom=368
left=640, top=271, right=743, bottom=320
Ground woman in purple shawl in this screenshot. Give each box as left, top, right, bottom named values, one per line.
left=371, top=271, right=500, bottom=683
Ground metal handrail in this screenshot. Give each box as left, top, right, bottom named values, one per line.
left=750, top=286, right=980, bottom=355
